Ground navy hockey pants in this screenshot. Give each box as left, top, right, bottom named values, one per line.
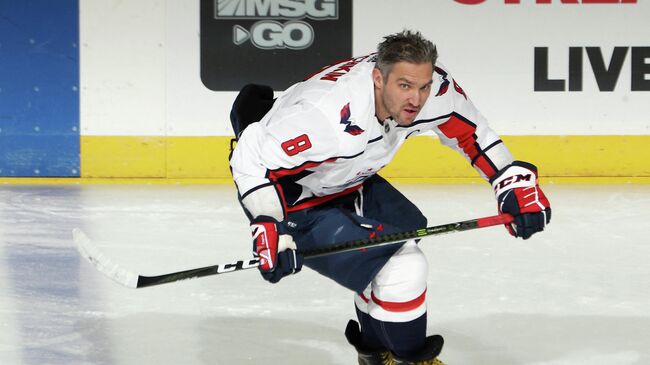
left=283, top=175, right=427, bottom=293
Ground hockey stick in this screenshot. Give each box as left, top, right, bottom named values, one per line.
left=73, top=213, right=513, bottom=289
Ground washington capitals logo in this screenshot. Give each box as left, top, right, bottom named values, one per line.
left=340, top=103, right=364, bottom=136
left=434, top=66, right=450, bottom=97
left=434, top=66, right=467, bottom=100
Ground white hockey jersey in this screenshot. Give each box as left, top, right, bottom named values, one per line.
left=230, top=54, right=513, bottom=219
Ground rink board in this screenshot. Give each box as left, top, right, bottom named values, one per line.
left=0, top=0, right=80, bottom=177
left=76, top=135, right=650, bottom=180
left=2, top=1, right=649, bottom=180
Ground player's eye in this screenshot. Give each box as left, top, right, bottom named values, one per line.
left=399, top=84, right=410, bottom=90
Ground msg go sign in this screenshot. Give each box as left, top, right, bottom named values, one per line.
left=233, top=21, right=314, bottom=50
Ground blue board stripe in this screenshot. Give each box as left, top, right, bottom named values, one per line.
left=0, top=0, right=79, bottom=176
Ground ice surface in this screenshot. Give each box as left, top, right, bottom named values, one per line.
left=0, top=183, right=649, bottom=364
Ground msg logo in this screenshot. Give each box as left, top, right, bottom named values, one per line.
left=215, top=0, right=338, bottom=50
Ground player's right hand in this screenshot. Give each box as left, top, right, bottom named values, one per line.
left=250, top=216, right=303, bottom=283
left=490, top=161, right=551, bottom=240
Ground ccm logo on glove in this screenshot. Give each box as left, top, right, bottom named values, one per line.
left=490, top=161, right=551, bottom=240
left=493, top=173, right=533, bottom=192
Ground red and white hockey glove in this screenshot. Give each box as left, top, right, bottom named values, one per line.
left=250, top=216, right=303, bottom=283
left=490, top=161, right=551, bottom=240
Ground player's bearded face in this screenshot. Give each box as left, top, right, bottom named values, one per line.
left=373, top=61, right=434, bottom=126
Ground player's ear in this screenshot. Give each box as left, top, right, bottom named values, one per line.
left=372, top=68, right=384, bottom=90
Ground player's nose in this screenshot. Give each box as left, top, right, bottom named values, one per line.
left=409, top=90, right=423, bottom=107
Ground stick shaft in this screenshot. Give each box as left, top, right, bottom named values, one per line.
left=133, top=213, right=513, bottom=288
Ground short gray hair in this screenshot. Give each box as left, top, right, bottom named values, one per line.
left=375, top=30, right=438, bottom=79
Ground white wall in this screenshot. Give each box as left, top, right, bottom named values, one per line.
left=80, top=0, right=650, bottom=137
left=80, top=0, right=166, bottom=136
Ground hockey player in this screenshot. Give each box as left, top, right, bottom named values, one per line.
left=229, top=30, right=551, bottom=365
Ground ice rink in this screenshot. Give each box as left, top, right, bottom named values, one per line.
left=0, top=182, right=649, bottom=365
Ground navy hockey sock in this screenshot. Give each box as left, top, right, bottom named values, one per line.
left=355, top=307, right=386, bottom=351
left=378, top=313, right=427, bottom=359
left=356, top=308, right=427, bottom=358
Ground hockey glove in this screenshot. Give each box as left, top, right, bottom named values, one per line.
left=250, top=216, right=303, bottom=283
left=490, top=161, right=551, bottom=240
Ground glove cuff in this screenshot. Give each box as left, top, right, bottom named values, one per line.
left=490, top=160, right=539, bottom=198
left=251, top=215, right=287, bottom=235
left=251, top=215, right=279, bottom=224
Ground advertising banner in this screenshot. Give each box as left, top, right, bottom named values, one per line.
left=200, top=0, right=352, bottom=91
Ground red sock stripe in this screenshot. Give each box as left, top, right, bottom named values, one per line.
left=370, top=290, right=426, bottom=312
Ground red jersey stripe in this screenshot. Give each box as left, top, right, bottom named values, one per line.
left=286, top=184, right=362, bottom=212
left=438, top=114, right=479, bottom=160
left=438, top=114, right=497, bottom=178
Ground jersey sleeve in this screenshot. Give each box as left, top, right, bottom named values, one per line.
left=230, top=101, right=339, bottom=220
left=429, top=68, right=513, bottom=180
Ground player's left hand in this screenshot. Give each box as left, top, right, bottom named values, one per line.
left=491, top=161, right=551, bottom=240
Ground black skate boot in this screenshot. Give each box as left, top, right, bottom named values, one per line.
left=391, top=334, right=446, bottom=365
left=345, top=320, right=393, bottom=365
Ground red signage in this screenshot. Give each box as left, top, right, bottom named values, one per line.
left=455, top=0, right=636, bottom=4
